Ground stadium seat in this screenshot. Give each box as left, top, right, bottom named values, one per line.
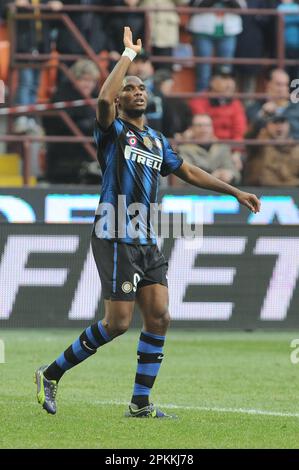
left=172, top=12, right=195, bottom=93
left=0, top=23, right=8, bottom=41
left=37, top=50, right=59, bottom=103
left=173, top=68, right=195, bottom=93
left=0, top=40, right=10, bottom=83
left=0, top=24, right=9, bottom=82
left=0, top=153, right=36, bottom=186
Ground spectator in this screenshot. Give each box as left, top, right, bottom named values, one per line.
left=0, top=0, right=10, bottom=89
left=42, top=59, right=100, bottom=184
left=189, top=71, right=248, bottom=140
left=187, top=0, right=247, bottom=91
left=235, top=0, right=272, bottom=95
left=128, top=50, right=155, bottom=86
left=260, top=1, right=281, bottom=61
left=128, top=57, right=191, bottom=135
left=105, top=1, right=144, bottom=56
left=247, top=68, right=299, bottom=138
left=140, top=0, right=189, bottom=69
left=0, top=1, right=10, bottom=21
left=14, top=0, right=62, bottom=106
left=55, top=0, right=107, bottom=56
left=243, top=115, right=299, bottom=186
left=277, top=0, right=299, bottom=82
left=177, top=113, right=241, bottom=183
left=152, top=68, right=192, bottom=136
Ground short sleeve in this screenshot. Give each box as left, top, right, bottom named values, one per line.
left=93, top=118, right=123, bottom=147
left=160, top=134, right=183, bottom=177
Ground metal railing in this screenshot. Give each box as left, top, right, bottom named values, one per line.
left=1, top=134, right=299, bottom=186
left=1, top=4, right=299, bottom=186
left=5, top=4, right=299, bottom=104
left=7, top=4, right=298, bottom=68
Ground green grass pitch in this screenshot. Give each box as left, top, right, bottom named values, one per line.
left=0, top=329, right=298, bottom=449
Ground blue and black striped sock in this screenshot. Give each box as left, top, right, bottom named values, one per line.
left=44, top=321, right=111, bottom=382
left=131, top=330, right=165, bottom=409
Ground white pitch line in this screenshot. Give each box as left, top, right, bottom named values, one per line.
left=92, top=400, right=299, bottom=419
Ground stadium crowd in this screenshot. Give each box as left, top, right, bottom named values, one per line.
left=1, top=0, right=299, bottom=186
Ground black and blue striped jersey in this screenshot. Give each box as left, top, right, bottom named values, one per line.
left=93, top=117, right=183, bottom=244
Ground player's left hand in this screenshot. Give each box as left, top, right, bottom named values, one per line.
left=236, top=191, right=261, bottom=214
left=123, top=26, right=142, bottom=54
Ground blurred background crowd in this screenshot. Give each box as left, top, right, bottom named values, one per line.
left=1, top=0, right=299, bottom=187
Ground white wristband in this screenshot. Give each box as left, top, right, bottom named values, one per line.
left=122, top=47, right=137, bottom=62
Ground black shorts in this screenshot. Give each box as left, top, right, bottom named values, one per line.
left=91, top=237, right=168, bottom=301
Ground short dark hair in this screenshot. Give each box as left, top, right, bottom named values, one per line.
left=266, top=115, right=288, bottom=124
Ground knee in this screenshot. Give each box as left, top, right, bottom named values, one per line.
left=112, top=320, right=130, bottom=337
left=150, top=307, right=171, bottom=331
left=160, top=310, right=171, bottom=330
left=104, top=309, right=131, bottom=338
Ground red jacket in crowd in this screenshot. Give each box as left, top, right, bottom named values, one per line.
left=189, top=97, right=248, bottom=141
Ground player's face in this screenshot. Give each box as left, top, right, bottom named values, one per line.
left=118, top=77, right=148, bottom=117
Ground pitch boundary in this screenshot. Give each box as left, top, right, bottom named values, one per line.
left=92, top=400, right=299, bottom=418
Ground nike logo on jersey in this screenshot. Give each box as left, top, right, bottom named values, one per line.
left=82, top=340, right=96, bottom=352
left=126, top=130, right=136, bottom=137
left=124, top=145, right=162, bottom=171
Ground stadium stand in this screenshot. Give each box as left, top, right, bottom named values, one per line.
left=1, top=1, right=299, bottom=186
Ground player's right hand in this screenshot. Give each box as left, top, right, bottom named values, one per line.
left=123, top=26, right=142, bottom=54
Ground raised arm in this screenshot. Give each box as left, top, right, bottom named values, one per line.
left=96, top=26, right=142, bottom=129
left=174, top=161, right=261, bottom=213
